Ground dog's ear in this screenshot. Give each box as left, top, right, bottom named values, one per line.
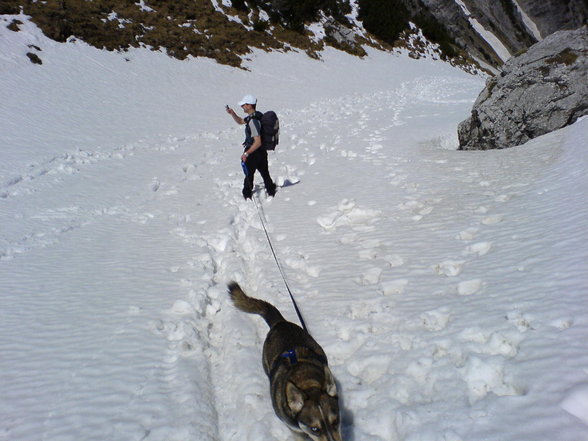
left=324, top=366, right=338, bottom=397
left=286, top=381, right=305, bottom=414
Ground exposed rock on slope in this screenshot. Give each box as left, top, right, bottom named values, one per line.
left=398, top=0, right=588, bottom=69
left=458, top=27, right=588, bottom=150
left=516, top=0, right=588, bottom=37
left=402, top=0, right=534, bottom=67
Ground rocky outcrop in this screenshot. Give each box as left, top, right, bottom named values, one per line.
left=516, top=0, right=588, bottom=38
left=403, top=0, right=534, bottom=67
left=401, top=0, right=588, bottom=68
left=323, top=17, right=367, bottom=56
left=458, top=27, right=588, bottom=150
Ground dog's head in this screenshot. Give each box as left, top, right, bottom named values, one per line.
left=286, top=366, right=342, bottom=441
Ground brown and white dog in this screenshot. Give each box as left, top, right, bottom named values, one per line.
left=228, top=282, right=343, bottom=441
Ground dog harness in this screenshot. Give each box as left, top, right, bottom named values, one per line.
left=282, top=349, right=298, bottom=365
left=268, top=348, right=328, bottom=381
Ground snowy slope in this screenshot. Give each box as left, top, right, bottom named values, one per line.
left=1, top=15, right=588, bottom=441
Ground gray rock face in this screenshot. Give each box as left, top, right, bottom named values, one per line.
left=324, top=17, right=358, bottom=47
left=517, top=0, right=588, bottom=37
left=403, top=0, right=520, bottom=67
left=458, top=27, right=588, bottom=150
left=402, top=0, right=588, bottom=68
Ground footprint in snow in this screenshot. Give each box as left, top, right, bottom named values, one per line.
left=495, top=194, right=512, bottom=202
left=459, top=328, right=521, bottom=357
left=461, top=356, right=524, bottom=403
left=433, top=260, right=465, bottom=277
left=358, top=248, right=378, bottom=260
left=339, top=233, right=359, bottom=245
left=168, top=300, right=196, bottom=315
left=284, top=253, right=321, bottom=278
left=304, top=154, right=316, bottom=166
left=457, top=227, right=478, bottom=241
left=356, top=239, right=385, bottom=260
left=357, top=267, right=383, bottom=285
left=405, top=358, right=434, bottom=385
left=317, top=199, right=381, bottom=231
left=463, top=241, right=492, bottom=256
left=346, top=299, right=388, bottom=320
left=398, top=199, right=424, bottom=212
left=505, top=311, right=534, bottom=332
left=482, top=214, right=504, bottom=225
left=457, top=279, right=483, bottom=296
left=386, top=254, right=405, bottom=268
left=181, top=163, right=200, bottom=181
left=319, top=143, right=336, bottom=152
left=380, top=278, right=408, bottom=296
left=276, top=176, right=301, bottom=188
left=366, top=143, right=384, bottom=154
left=398, top=199, right=434, bottom=221
left=347, top=355, right=390, bottom=384
left=549, top=317, right=573, bottom=330
left=419, top=308, right=451, bottom=331
left=458, top=327, right=488, bottom=344
left=340, top=150, right=358, bottom=159
left=485, top=332, right=521, bottom=357
left=151, top=178, right=160, bottom=192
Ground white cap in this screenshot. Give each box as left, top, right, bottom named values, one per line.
left=238, top=95, right=257, bottom=106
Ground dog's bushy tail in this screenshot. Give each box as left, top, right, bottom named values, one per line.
left=228, top=282, right=285, bottom=328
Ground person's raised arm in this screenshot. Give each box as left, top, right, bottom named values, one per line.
left=226, top=105, right=245, bottom=125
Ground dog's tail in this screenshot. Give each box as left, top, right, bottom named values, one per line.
left=228, top=282, right=286, bottom=328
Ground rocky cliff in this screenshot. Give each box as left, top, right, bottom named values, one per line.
left=457, top=27, right=588, bottom=150
left=401, top=0, right=534, bottom=68
left=517, top=0, right=588, bottom=37
left=399, top=0, right=587, bottom=69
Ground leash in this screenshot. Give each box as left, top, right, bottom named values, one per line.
left=252, top=195, right=308, bottom=333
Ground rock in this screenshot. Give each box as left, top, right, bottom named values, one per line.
left=322, top=16, right=367, bottom=56
left=516, top=0, right=588, bottom=38
left=26, top=52, right=43, bottom=65
left=401, top=0, right=588, bottom=68
left=324, top=17, right=356, bottom=47
left=458, top=27, right=588, bottom=150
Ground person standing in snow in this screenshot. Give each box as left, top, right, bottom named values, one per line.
left=226, top=95, right=277, bottom=200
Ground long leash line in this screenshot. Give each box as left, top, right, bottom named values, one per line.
left=252, top=195, right=308, bottom=333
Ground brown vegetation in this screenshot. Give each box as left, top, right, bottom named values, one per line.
left=5, top=0, right=363, bottom=67
left=3, top=0, right=475, bottom=69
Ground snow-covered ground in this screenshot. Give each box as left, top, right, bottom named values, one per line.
left=1, top=14, right=588, bottom=441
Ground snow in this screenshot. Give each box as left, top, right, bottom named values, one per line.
left=2, top=14, right=588, bottom=441
left=562, top=385, right=588, bottom=426
left=136, top=1, right=155, bottom=14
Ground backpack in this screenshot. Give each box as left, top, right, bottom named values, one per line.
left=251, top=111, right=280, bottom=151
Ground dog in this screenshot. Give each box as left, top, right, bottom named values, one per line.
left=228, top=282, right=343, bottom=441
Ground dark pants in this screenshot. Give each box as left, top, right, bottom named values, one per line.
left=243, top=148, right=275, bottom=198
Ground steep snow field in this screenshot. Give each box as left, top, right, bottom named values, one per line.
left=1, top=14, right=587, bottom=441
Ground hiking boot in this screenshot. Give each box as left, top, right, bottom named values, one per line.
left=242, top=190, right=252, bottom=200
left=267, top=184, right=277, bottom=197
